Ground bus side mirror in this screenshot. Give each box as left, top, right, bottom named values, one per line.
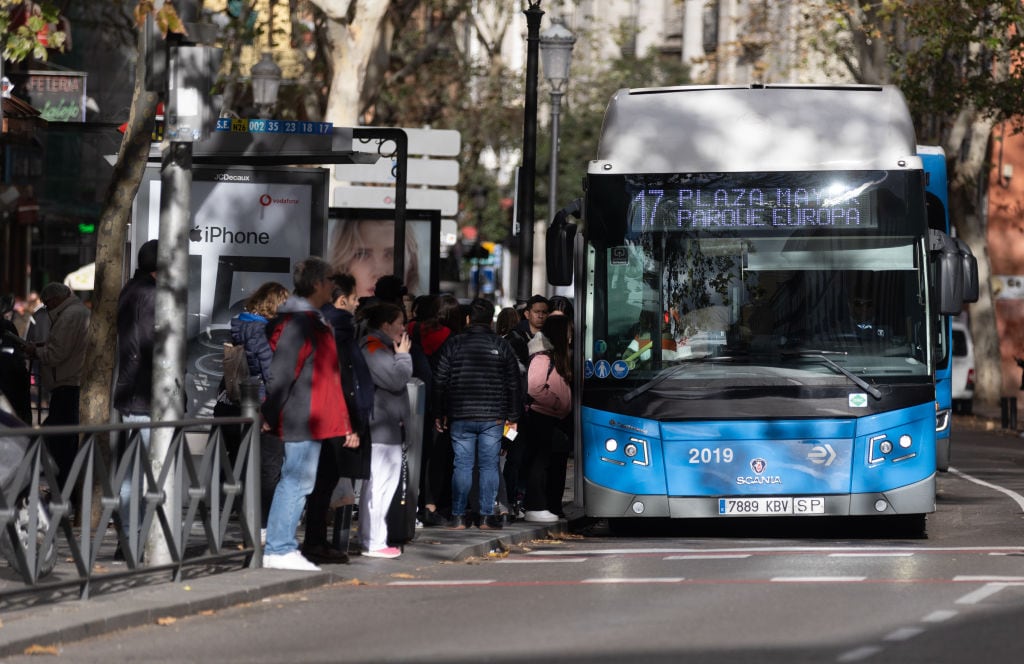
left=956, top=239, right=979, bottom=303
left=930, top=229, right=963, bottom=315
left=546, top=199, right=581, bottom=287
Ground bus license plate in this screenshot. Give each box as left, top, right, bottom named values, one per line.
left=718, top=497, right=825, bottom=516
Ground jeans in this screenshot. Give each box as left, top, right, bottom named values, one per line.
left=450, top=419, right=503, bottom=518
left=265, top=440, right=320, bottom=555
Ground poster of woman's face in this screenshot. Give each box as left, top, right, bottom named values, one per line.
left=327, top=218, right=431, bottom=298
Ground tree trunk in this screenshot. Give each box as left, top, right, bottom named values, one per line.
left=314, top=0, right=391, bottom=126
left=947, top=109, right=1001, bottom=411
left=79, top=24, right=158, bottom=526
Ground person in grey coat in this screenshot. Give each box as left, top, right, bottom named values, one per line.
left=358, top=302, right=413, bottom=558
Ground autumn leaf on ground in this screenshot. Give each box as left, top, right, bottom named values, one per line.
left=23, top=644, right=59, bottom=655
left=390, top=572, right=416, bottom=579
left=156, top=616, right=177, bottom=626
left=338, top=578, right=365, bottom=585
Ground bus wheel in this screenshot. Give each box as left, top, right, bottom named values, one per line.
left=890, top=514, right=927, bottom=539
left=607, top=518, right=643, bottom=536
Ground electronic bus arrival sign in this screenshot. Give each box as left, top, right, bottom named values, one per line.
left=215, top=117, right=334, bottom=135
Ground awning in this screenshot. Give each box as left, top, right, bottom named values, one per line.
left=63, top=262, right=93, bottom=291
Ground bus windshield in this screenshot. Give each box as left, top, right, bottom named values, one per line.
left=586, top=170, right=931, bottom=399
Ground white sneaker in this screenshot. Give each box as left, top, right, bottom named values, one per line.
left=524, top=510, right=559, bottom=523
left=263, top=550, right=321, bottom=571
left=363, top=546, right=402, bottom=559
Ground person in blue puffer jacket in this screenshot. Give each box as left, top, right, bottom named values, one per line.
left=229, top=282, right=290, bottom=401
left=219, top=281, right=289, bottom=532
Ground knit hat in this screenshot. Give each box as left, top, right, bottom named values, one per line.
left=138, top=239, right=159, bottom=273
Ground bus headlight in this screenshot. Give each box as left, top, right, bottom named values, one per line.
left=605, top=438, right=618, bottom=453
left=868, top=432, right=916, bottom=466
left=624, top=443, right=638, bottom=457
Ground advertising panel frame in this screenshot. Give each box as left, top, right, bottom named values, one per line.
left=132, top=164, right=328, bottom=417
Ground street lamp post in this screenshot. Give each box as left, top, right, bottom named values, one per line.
left=250, top=52, right=282, bottom=119
left=516, top=1, right=544, bottom=304
left=539, top=18, right=575, bottom=296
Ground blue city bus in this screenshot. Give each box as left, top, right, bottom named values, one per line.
left=920, top=146, right=954, bottom=471
left=547, top=85, right=976, bottom=534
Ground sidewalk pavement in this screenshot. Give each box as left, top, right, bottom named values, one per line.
left=0, top=508, right=584, bottom=657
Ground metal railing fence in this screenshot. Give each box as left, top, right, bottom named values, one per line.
left=0, top=408, right=261, bottom=602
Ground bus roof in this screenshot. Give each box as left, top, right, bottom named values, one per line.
left=592, top=84, right=920, bottom=174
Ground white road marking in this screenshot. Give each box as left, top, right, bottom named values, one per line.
left=828, top=552, right=914, bottom=558
left=921, top=609, right=958, bottom=623
left=531, top=545, right=1023, bottom=556
left=948, top=466, right=1024, bottom=512
left=496, top=557, right=587, bottom=563
left=953, top=575, right=1024, bottom=582
left=771, top=576, right=866, bottom=583
left=663, top=554, right=752, bottom=560
left=529, top=548, right=694, bottom=555
left=387, top=579, right=495, bottom=586
left=955, top=582, right=1009, bottom=605
left=581, top=577, right=685, bottom=584
left=883, top=626, right=925, bottom=641
left=837, top=645, right=884, bottom=662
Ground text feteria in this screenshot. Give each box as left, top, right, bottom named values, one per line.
left=667, top=187, right=865, bottom=228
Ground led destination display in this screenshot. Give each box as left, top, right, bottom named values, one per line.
left=629, top=173, right=884, bottom=231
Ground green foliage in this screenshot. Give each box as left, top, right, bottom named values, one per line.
left=0, top=0, right=67, bottom=62
left=809, top=0, right=1024, bottom=142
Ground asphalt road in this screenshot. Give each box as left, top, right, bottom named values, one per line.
left=8, top=419, right=1024, bottom=664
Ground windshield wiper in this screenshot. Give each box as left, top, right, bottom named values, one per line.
left=622, top=357, right=729, bottom=403
left=782, top=350, right=882, bottom=400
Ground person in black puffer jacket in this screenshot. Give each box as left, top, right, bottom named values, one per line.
left=431, top=298, right=522, bottom=530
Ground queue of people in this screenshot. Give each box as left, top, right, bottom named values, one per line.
left=1, top=251, right=574, bottom=574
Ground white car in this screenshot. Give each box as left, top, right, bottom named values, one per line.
left=951, top=320, right=975, bottom=414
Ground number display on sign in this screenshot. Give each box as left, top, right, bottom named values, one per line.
left=215, top=117, right=333, bottom=135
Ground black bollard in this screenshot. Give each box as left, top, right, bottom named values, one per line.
left=1001, top=396, right=1018, bottom=430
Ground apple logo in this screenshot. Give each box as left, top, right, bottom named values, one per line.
left=189, top=226, right=202, bottom=242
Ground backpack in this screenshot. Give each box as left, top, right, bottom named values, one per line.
left=524, top=352, right=556, bottom=409
left=222, top=342, right=251, bottom=403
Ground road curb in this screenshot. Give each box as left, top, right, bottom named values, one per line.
left=447, top=521, right=573, bottom=560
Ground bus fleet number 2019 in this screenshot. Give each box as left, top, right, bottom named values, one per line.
left=688, top=447, right=733, bottom=464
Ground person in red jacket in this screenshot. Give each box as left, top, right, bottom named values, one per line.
left=261, top=257, right=357, bottom=571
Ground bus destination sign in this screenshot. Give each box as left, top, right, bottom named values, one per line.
left=633, top=184, right=878, bottom=231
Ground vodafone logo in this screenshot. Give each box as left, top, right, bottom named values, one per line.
left=258, top=194, right=299, bottom=207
